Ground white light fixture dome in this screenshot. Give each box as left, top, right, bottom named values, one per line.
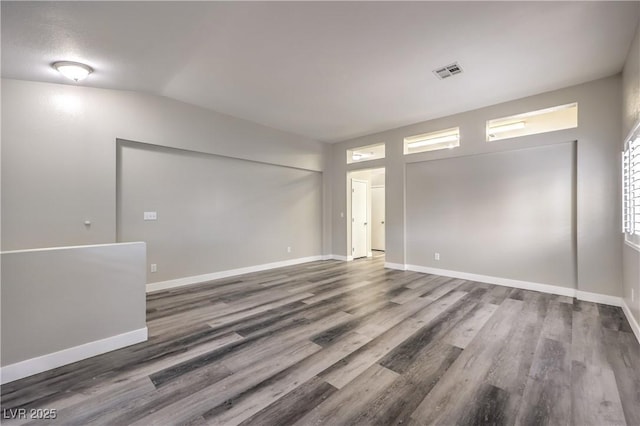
left=52, top=61, right=93, bottom=82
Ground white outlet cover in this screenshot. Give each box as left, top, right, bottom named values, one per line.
left=144, top=211, right=157, bottom=221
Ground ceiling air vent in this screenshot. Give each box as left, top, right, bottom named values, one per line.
left=433, top=62, right=463, bottom=80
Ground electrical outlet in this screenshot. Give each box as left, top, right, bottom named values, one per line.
left=434, top=252, right=440, bottom=261
left=150, top=264, right=157, bottom=273
left=287, top=246, right=291, bottom=253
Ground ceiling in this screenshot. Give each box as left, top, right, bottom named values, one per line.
left=2, top=1, right=639, bottom=143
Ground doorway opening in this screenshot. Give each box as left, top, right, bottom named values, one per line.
left=347, top=167, right=385, bottom=260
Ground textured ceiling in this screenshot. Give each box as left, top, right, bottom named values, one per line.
left=2, top=1, right=639, bottom=142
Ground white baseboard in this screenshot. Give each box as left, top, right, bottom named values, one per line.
left=575, top=290, right=622, bottom=307
left=0, top=327, right=148, bottom=385
left=347, top=255, right=354, bottom=261
left=394, top=264, right=629, bottom=311
left=147, top=256, right=324, bottom=293
left=622, top=299, right=640, bottom=343
left=406, top=264, right=628, bottom=309
left=385, top=262, right=407, bottom=271
left=406, top=264, right=577, bottom=298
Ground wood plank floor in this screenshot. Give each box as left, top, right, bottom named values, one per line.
left=2, top=253, right=639, bottom=425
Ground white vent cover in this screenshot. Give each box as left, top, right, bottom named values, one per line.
left=433, top=62, right=463, bottom=80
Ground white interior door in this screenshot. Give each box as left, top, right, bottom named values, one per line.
left=351, top=179, right=367, bottom=259
left=372, top=186, right=385, bottom=251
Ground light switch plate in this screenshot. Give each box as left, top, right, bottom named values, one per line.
left=144, top=212, right=157, bottom=221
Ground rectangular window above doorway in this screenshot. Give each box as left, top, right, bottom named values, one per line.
left=347, top=143, right=385, bottom=164
left=404, top=127, right=460, bottom=155
left=487, top=103, right=578, bottom=142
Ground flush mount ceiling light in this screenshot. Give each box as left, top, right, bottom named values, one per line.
left=52, top=61, right=93, bottom=82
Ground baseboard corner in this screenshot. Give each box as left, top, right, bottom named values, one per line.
left=384, top=262, right=407, bottom=271
left=326, top=254, right=349, bottom=261
left=575, top=290, right=623, bottom=307
left=621, top=299, right=640, bottom=343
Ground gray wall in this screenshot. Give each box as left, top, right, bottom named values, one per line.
left=1, top=242, right=146, bottom=367
left=118, top=141, right=322, bottom=282
left=406, top=143, right=575, bottom=288
left=1, top=79, right=326, bottom=252
left=332, top=76, right=622, bottom=297
left=622, top=22, right=640, bottom=324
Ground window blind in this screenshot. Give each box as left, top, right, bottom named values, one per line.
left=623, top=135, right=640, bottom=237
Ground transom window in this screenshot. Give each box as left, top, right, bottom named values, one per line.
left=404, top=127, right=460, bottom=155
left=347, top=143, right=385, bottom=164
left=487, top=103, right=578, bottom=142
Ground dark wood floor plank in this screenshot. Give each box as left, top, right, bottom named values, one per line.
left=379, top=294, right=479, bottom=374
left=515, top=337, right=572, bottom=426
left=598, top=305, right=635, bottom=333
left=456, top=280, right=491, bottom=292
left=388, top=275, right=447, bottom=304
left=131, top=340, right=323, bottom=425
left=603, top=328, right=640, bottom=426
left=300, top=280, right=374, bottom=305
left=348, top=341, right=463, bottom=426
left=409, top=298, right=524, bottom=424
left=571, top=360, right=626, bottom=426
left=205, top=291, right=316, bottom=329
left=19, top=378, right=156, bottom=426
left=478, top=284, right=513, bottom=305
left=292, top=363, right=399, bottom=426
left=572, top=300, right=610, bottom=367
left=149, top=309, right=351, bottom=387
left=221, top=311, right=353, bottom=372
left=458, top=383, right=511, bottom=426
left=355, top=293, right=440, bottom=339
left=540, top=299, right=573, bottom=344
left=319, top=317, right=425, bottom=389
left=93, top=363, right=233, bottom=426
left=419, top=277, right=466, bottom=300
left=442, top=301, right=499, bottom=349
left=237, top=376, right=338, bottom=426
left=203, top=331, right=372, bottom=425
left=486, top=292, right=550, bottom=394
left=477, top=293, right=552, bottom=424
